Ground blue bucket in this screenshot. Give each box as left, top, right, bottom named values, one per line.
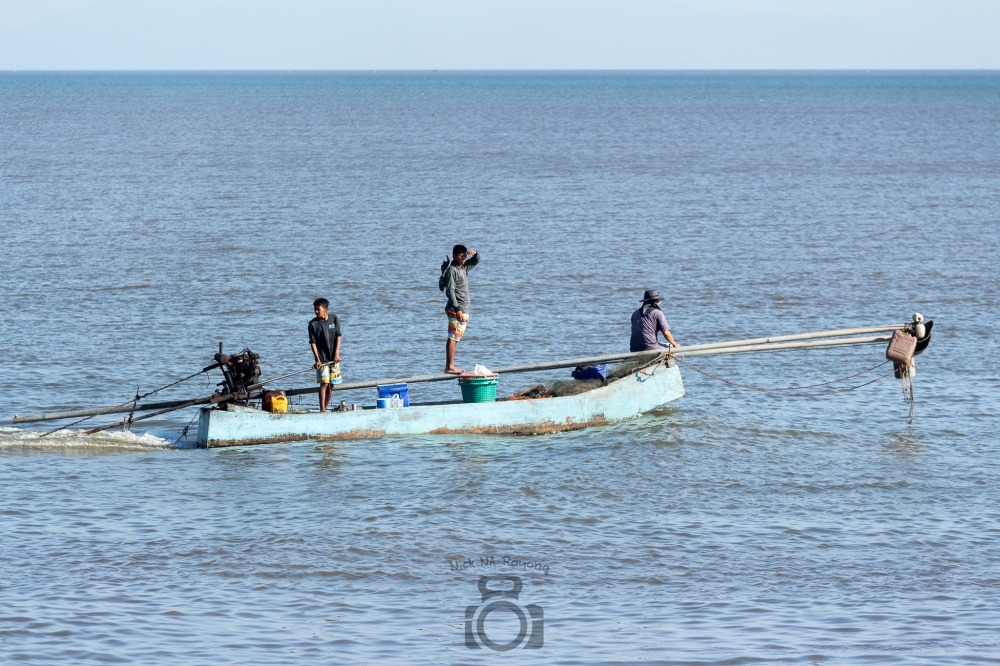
left=375, top=397, right=391, bottom=409
left=377, top=383, right=409, bottom=407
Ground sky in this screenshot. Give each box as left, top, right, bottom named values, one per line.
left=1, top=0, right=998, bottom=70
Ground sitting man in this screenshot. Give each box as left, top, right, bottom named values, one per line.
left=630, top=289, right=680, bottom=352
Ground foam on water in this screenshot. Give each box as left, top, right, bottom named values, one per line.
left=0, top=426, right=179, bottom=452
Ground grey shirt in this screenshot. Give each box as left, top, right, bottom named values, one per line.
left=444, top=254, right=480, bottom=313
left=630, top=305, right=670, bottom=352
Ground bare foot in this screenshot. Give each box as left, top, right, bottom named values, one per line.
left=444, top=367, right=464, bottom=375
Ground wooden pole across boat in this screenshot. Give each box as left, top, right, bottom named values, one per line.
left=11, top=396, right=218, bottom=424
left=83, top=396, right=212, bottom=434
left=669, top=334, right=895, bottom=358
left=11, top=360, right=330, bottom=424
left=10, top=323, right=907, bottom=424
left=490, top=329, right=904, bottom=374
left=286, top=325, right=905, bottom=396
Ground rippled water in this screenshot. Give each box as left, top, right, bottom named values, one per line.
left=2, top=72, right=999, bottom=664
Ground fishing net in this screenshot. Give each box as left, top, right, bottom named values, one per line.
left=605, top=354, right=666, bottom=380
left=505, top=353, right=667, bottom=400
left=550, top=378, right=603, bottom=397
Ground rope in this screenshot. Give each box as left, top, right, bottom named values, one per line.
left=902, top=375, right=915, bottom=423
left=254, top=363, right=328, bottom=388
left=175, top=410, right=201, bottom=445
left=607, top=352, right=669, bottom=381
left=39, top=366, right=214, bottom=438
left=673, top=356, right=894, bottom=397
left=138, top=367, right=211, bottom=401
left=40, top=412, right=99, bottom=437
left=897, top=364, right=916, bottom=423
left=123, top=386, right=140, bottom=432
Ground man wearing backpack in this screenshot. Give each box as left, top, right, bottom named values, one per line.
left=439, top=244, right=480, bottom=374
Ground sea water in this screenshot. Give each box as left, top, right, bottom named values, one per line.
left=1, top=71, right=999, bottom=664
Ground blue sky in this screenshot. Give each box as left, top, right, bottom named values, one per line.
left=1, top=0, right=998, bottom=70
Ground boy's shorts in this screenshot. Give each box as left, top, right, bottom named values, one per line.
left=446, top=309, right=468, bottom=342
left=316, top=361, right=342, bottom=385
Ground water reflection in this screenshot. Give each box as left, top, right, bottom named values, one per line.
left=313, top=442, right=348, bottom=474
left=880, top=431, right=927, bottom=461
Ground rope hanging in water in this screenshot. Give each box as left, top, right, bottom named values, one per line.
left=899, top=368, right=915, bottom=424
left=673, top=357, right=894, bottom=396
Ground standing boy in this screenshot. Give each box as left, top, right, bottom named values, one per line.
left=441, top=244, right=480, bottom=374
left=308, top=298, right=342, bottom=412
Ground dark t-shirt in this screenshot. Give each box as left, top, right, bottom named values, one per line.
left=308, top=314, right=342, bottom=363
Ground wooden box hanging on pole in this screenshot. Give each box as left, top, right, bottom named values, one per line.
left=885, top=330, right=917, bottom=364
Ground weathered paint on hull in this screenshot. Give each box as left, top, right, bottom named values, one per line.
left=196, top=362, right=684, bottom=448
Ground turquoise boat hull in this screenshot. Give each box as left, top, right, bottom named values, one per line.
left=195, top=361, right=684, bottom=448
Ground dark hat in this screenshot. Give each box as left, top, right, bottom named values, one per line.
left=641, top=290, right=661, bottom=302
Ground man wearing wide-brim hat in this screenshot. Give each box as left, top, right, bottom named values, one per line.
left=630, top=289, right=680, bottom=352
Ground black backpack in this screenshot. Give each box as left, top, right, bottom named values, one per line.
left=438, top=258, right=450, bottom=291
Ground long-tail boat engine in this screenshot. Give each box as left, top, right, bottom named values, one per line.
left=211, top=348, right=261, bottom=404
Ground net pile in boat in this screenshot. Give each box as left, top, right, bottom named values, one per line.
left=506, top=353, right=666, bottom=400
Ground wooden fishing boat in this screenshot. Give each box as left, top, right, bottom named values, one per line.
left=10, top=317, right=933, bottom=448
left=195, top=358, right=684, bottom=447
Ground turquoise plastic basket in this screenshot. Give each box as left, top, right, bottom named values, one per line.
left=458, top=375, right=498, bottom=403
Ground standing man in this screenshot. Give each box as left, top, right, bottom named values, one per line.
left=441, top=244, right=480, bottom=374
left=630, top=290, right=680, bottom=352
left=309, top=297, right=342, bottom=412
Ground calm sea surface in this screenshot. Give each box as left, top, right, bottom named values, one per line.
left=1, top=71, right=999, bottom=664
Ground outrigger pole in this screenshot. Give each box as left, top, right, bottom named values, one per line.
left=12, top=396, right=218, bottom=424
left=11, top=323, right=912, bottom=425
left=283, top=325, right=907, bottom=398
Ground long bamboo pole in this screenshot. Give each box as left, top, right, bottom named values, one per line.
left=11, top=324, right=904, bottom=423
left=12, top=396, right=218, bottom=424
left=670, top=335, right=892, bottom=358
left=656, top=324, right=904, bottom=354
left=284, top=329, right=899, bottom=396
left=83, top=396, right=211, bottom=434
left=479, top=325, right=905, bottom=374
